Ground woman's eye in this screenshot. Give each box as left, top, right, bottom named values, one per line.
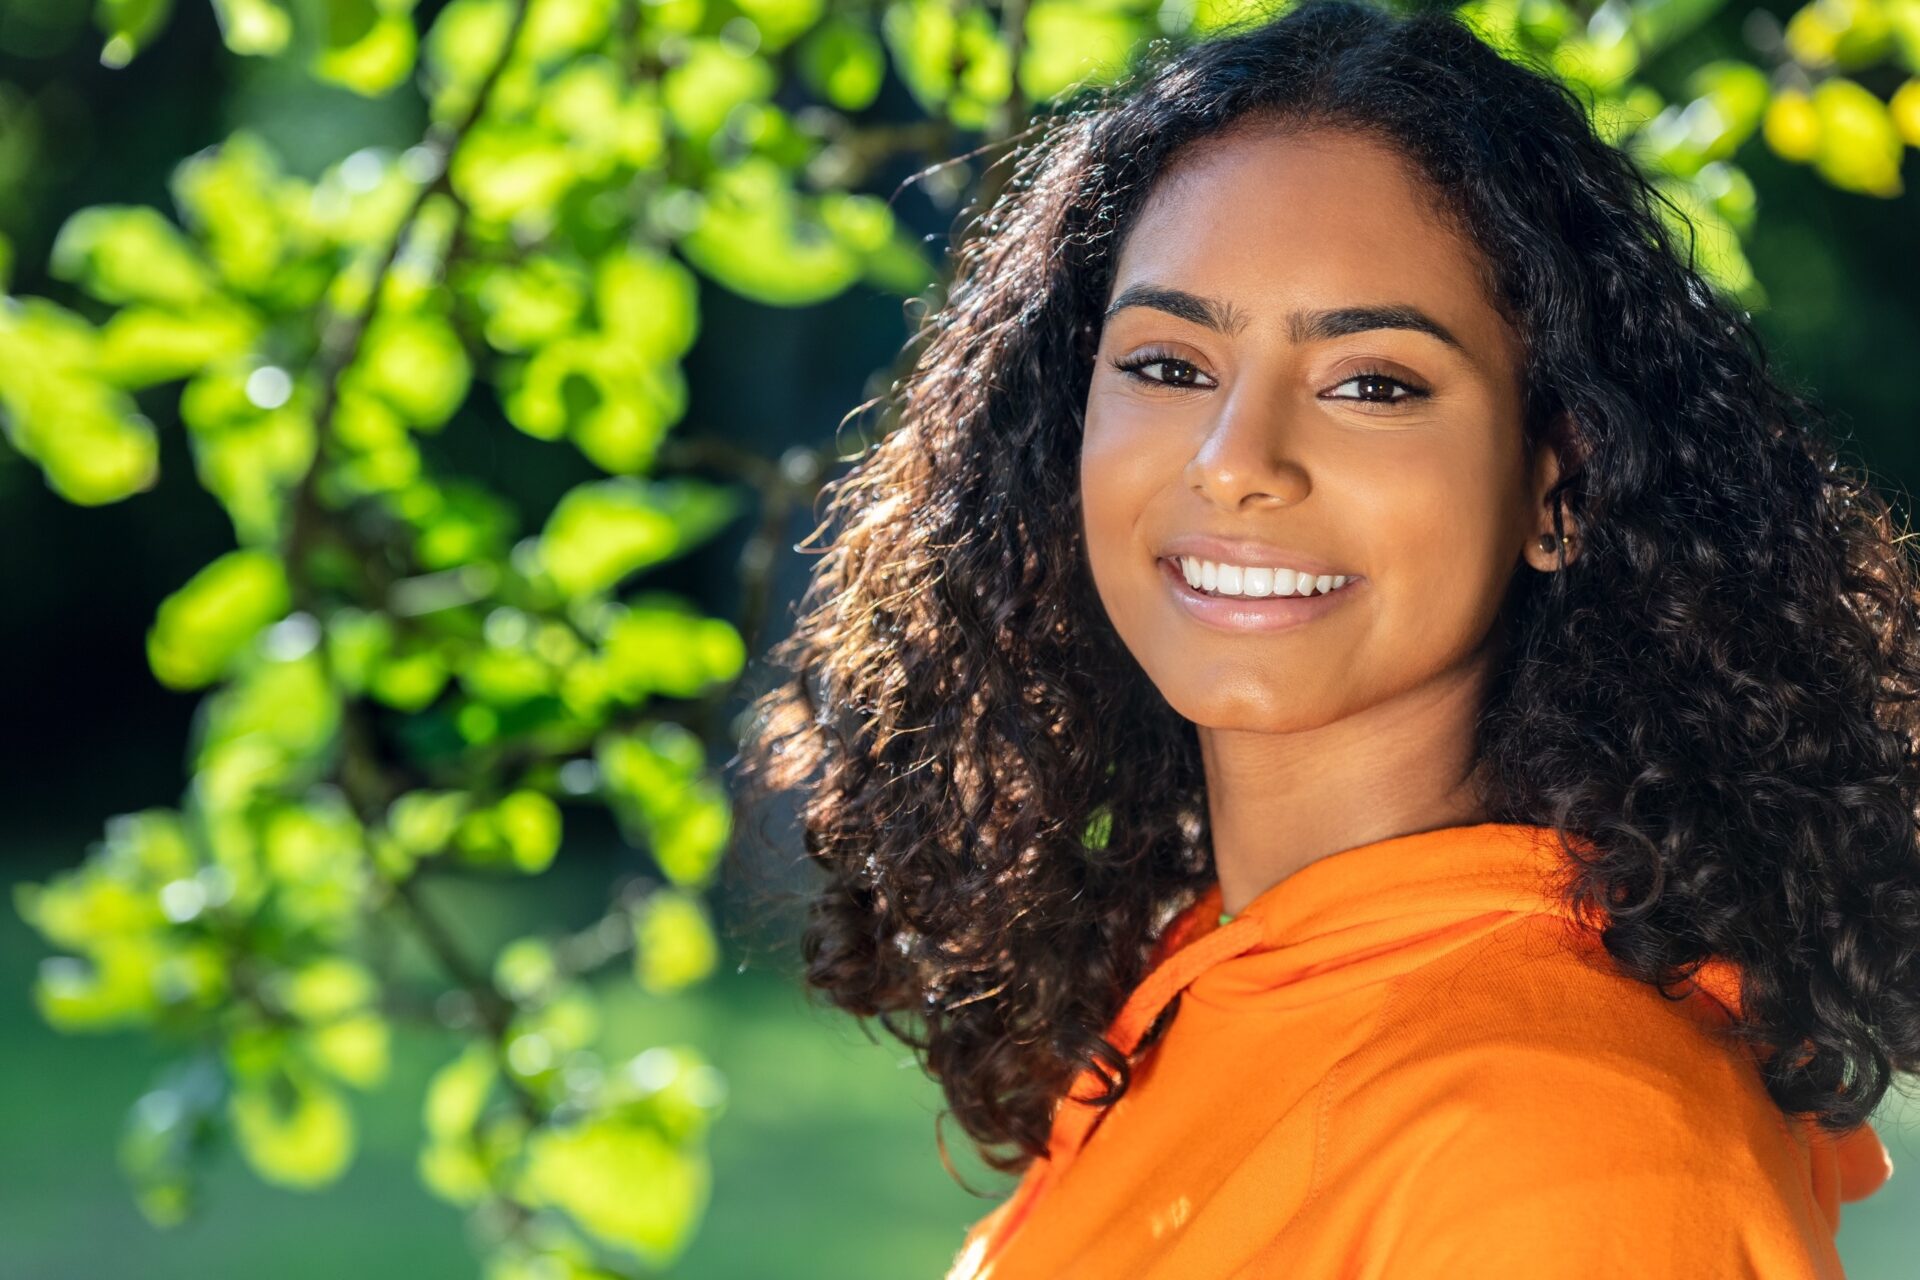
left=1110, top=352, right=1216, bottom=390
left=1324, top=369, right=1430, bottom=406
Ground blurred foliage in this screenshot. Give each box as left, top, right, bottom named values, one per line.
left=0, top=0, right=1914, bottom=1274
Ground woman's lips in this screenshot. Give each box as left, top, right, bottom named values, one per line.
left=1158, top=556, right=1363, bottom=632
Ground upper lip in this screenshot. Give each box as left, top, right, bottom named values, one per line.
left=1157, top=534, right=1359, bottom=580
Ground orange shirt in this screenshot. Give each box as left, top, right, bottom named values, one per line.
left=945, top=822, right=1893, bottom=1279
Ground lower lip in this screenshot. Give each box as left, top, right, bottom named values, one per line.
left=1160, top=558, right=1364, bottom=632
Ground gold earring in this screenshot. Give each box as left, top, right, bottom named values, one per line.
left=1537, top=532, right=1570, bottom=553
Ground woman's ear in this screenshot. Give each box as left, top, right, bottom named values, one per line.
left=1523, top=410, right=1584, bottom=573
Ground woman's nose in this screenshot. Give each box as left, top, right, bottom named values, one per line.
left=1184, top=401, right=1310, bottom=510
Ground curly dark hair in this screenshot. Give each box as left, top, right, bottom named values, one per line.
left=732, top=0, right=1920, bottom=1177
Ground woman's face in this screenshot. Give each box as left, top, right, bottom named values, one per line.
left=1082, top=123, right=1562, bottom=732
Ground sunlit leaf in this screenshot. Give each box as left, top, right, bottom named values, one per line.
left=1763, top=86, right=1821, bottom=161
left=538, top=478, right=740, bottom=597
left=426, top=1039, right=499, bottom=1138
left=0, top=297, right=162, bottom=503
left=94, top=303, right=261, bottom=388
left=1893, top=77, right=1920, bottom=145
left=661, top=37, right=777, bottom=142
left=631, top=888, right=717, bottom=994
left=210, top=0, right=291, bottom=55
left=471, top=254, right=590, bottom=353
left=515, top=1116, right=709, bottom=1267
left=147, top=548, right=291, bottom=690
left=306, top=1012, right=391, bottom=1088
left=171, top=133, right=307, bottom=298
left=228, top=1066, right=356, bottom=1188
left=495, top=790, right=564, bottom=873
left=1810, top=76, right=1905, bottom=196
left=96, top=0, right=177, bottom=67
left=592, top=599, right=746, bottom=702
left=596, top=725, right=731, bottom=886
left=1021, top=0, right=1139, bottom=103
left=594, top=248, right=699, bottom=363
left=798, top=16, right=885, bottom=110
left=50, top=205, right=218, bottom=309
left=313, top=0, right=420, bottom=97
left=1683, top=60, right=1770, bottom=158
left=277, top=956, right=377, bottom=1021
left=677, top=158, right=866, bottom=305
left=347, top=307, right=472, bottom=430
left=450, top=122, right=579, bottom=227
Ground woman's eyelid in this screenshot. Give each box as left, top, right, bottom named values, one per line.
left=1115, top=336, right=1431, bottom=380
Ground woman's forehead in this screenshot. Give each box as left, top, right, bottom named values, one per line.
left=1108, top=128, right=1522, bottom=370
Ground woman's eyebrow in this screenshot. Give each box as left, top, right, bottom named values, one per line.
left=1102, top=282, right=1466, bottom=354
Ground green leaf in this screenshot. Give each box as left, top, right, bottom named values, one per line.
left=228, top=1066, right=356, bottom=1188
left=346, top=307, right=472, bottom=430
left=322, top=0, right=381, bottom=47
left=210, top=0, right=292, bottom=55
left=596, top=726, right=731, bottom=886
left=593, top=600, right=746, bottom=702
left=494, top=790, right=563, bottom=874
left=0, top=298, right=161, bottom=503
left=631, top=888, right=718, bottom=994
left=734, top=0, right=826, bottom=52
left=50, top=205, right=218, bottom=309
left=146, top=548, right=291, bottom=690
left=661, top=38, right=777, bottom=143
left=94, top=304, right=261, bottom=388
left=1020, top=0, right=1139, bottom=103
left=538, top=478, right=740, bottom=597
left=1080, top=805, right=1114, bottom=851
left=503, top=335, right=688, bottom=473
left=312, top=2, right=420, bottom=97
left=522, top=0, right=617, bottom=63
left=277, top=956, right=377, bottom=1021
left=1811, top=76, right=1905, bottom=196
left=493, top=934, right=559, bottom=1001
left=1684, top=60, right=1771, bottom=156
left=170, top=132, right=300, bottom=299
left=515, top=1116, right=709, bottom=1267
left=424, top=1039, right=498, bottom=1138
left=386, top=789, right=471, bottom=855
left=677, top=158, right=865, bottom=306
left=471, top=254, right=590, bottom=353
left=594, top=248, right=700, bottom=363
left=96, top=0, right=177, bottom=67
left=798, top=17, right=885, bottom=111
left=423, top=0, right=513, bottom=115
left=305, top=1012, right=390, bottom=1089
left=449, top=122, right=579, bottom=226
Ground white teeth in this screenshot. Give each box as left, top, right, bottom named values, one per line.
left=1176, top=557, right=1350, bottom=599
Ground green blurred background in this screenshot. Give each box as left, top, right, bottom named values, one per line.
left=2, top=0, right=1918, bottom=1275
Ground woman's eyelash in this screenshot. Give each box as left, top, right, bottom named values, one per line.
left=1108, top=352, right=1431, bottom=404
left=1326, top=366, right=1430, bottom=403
left=1109, top=351, right=1214, bottom=389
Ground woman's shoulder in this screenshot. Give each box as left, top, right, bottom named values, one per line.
left=1286, top=912, right=1858, bottom=1275
left=1330, top=910, right=1786, bottom=1139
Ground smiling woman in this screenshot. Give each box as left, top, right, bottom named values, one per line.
left=734, top=1, right=1920, bottom=1276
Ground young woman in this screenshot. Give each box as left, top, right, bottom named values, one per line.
left=737, top=1, right=1920, bottom=1273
